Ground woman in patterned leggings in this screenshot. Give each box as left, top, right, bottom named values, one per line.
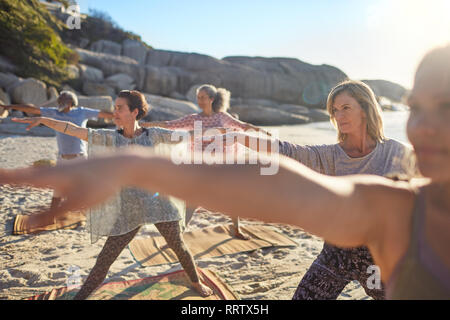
left=14, top=90, right=213, bottom=298
left=215, top=80, right=417, bottom=299
left=74, top=222, right=198, bottom=300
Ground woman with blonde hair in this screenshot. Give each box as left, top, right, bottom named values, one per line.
left=141, top=84, right=271, bottom=240
left=213, top=79, right=416, bottom=299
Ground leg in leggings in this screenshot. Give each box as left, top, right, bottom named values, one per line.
left=352, top=247, right=385, bottom=300
left=292, top=244, right=386, bottom=300
left=155, top=221, right=213, bottom=296
left=73, top=227, right=140, bottom=300
left=292, top=260, right=349, bottom=300
left=154, top=221, right=200, bottom=283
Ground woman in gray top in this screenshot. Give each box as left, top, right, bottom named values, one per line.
left=13, top=90, right=213, bottom=298
left=219, top=80, right=417, bottom=299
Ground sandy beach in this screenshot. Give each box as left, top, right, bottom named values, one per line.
left=0, top=122, right=383, bottom=301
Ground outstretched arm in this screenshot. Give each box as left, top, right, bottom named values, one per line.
left=12, top=117, right=88, bottom=141
left=140, top=121, right=169, bottom=128
left=0, top=147, right=413, bottom=250
left=1, top=104, right=41, bottom=115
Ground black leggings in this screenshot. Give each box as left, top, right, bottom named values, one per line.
left=292, top=243, right=385, bottom=300
left=74, top=221, right=199, bottom=300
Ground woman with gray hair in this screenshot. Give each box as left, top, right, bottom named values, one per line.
left=141, top=84, right=272, bottom=240
left=1, top=91, right=113, bottom=228
left=215, top=79, right=417, bottom=299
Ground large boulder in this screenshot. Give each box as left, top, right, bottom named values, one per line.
left=47, top=86, right=59, bottom=101
left=275, top=104, right=310, bottom=116
left=105, top=73, right=135, bottom=91
left=223, top=57, right=347, bottom=107
left=143, top=106, right=188, bottom=122
left=229, top=104, right=310, bottom=125
left=78, top=64, right=104, bottom=82
left=82, top=82, right=115, bottom=97
left=146, top=49, right=227, bottom=71
left=89, top=40, right=122, bottom=56
left=0, top=72, right=21, bottom=91
left=362, top=80, right=408, bottom=103
left=9, top=78, right=47, bottom=106
left=78, top=95, right=114, bottom=112
left=76, top=48, right=145, bottom=89
left=143, top=66, right=179, bottom=96
left=122, top=39, right=148, bottom=65
left=144, top=93, right=200, bottom=116
left=78, top=95, right=114, bottom=127
left=307, top=109, right=330, bottom=122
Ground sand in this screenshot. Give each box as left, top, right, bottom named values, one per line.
left=0, top=124, right=371, bottom=300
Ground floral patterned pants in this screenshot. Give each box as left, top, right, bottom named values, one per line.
left=292, top=243, right=385, bottom=300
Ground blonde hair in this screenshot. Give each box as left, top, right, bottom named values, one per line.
left=326, top=80, right=385, bottom=143
left=196, top=84, right=231, bottom=113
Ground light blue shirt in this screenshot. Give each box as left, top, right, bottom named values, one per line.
left=40, top=107, right=100, bottom=156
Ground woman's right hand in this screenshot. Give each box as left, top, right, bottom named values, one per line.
left=11, top=117, right=43, bottom=131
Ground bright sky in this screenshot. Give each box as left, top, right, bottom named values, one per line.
left=76, top=0, right=450, bottom=89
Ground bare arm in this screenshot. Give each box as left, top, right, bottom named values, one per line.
left=140, top=121, right=169, bottom=128
left=2, top=148, right=413, bottom=250
left=217, top=132, right=277, bottom=153
left=12, top=117, right=88, bottom=141
left=125, top=153, right=404, bottom=248
left=1, top=104, right=41, bottom=115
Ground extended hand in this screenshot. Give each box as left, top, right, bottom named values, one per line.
left=12, top=117, right=43, bottom=130
left=0, top=157, right=127, bottom=221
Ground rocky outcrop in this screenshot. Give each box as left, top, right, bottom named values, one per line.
left=78, top=64, right=104, bottom=82
left=76, top=48, right=146, bottom=90
left=229, top=104, right=310, bottom=125
left=122, top=39, right=149, bottom=65
left=9, top=78, right=48, bottom=106
left=89, top=40, right=122, bottom=56
left=362, top=80, right=407, bottom=103
left=105, top=74, right=135, bottom=92
left=82, top=82, right=116, bottom=97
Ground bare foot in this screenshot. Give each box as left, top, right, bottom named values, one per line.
left=232, top=226, right=251, bottom=240
left=192, top=281, right=214, bottom=297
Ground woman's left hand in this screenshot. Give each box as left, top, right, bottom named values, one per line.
left=12, top=117, right=43, bottom=131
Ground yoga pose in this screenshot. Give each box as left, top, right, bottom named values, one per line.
left=1, top=91, right=113, bottom=213
left=12, top=90, right=213, bottom=298
left=141, top=84, right=271, bottom=240
left=2, top=45, right=449, bottom=299
left=215, top=80, right=418, bottom=299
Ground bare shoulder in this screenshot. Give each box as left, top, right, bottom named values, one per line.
left=348, top=175, right=420, bottom=280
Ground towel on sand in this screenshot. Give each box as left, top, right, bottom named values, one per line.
left=27, top=268, right=238, bottom=300
left=129, top=223, right=298, bottom=267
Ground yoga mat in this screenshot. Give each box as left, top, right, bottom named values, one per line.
left=27, top=268, right=238, bottom=300
left=129, top=224, right=298, bottom=267
left=13, top=211, right=86, bottom=235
